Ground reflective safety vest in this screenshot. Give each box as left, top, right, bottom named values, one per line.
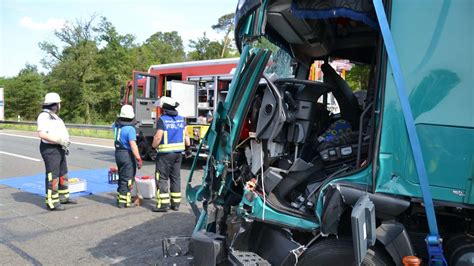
left=158, top=115, right=185, bottom=153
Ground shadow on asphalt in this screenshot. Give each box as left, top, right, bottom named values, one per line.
left=11, top=191, right=45, bottom=209
left=85, top=192, right=160, bottom=211
left=138, top=157, right=206, bottom=170
left=180, top=158, right=206, bottom=170
left=84, top=192, right=117, bottom=207
left=89, top=152, right=205, bottom=169
left=89, top=212, right=195, bottom=264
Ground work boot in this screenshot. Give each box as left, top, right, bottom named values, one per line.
left=60, top=198, right=77, bottom=204
left=170, top=204, right=180, bottom=211
left=47, top=204, right=65, bottom=211
left=152, top=206, right=169, bottom=212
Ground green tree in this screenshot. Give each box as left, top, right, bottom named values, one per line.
left=2, top=64, right=45, bottom=120
left=253, top=38, right=279, bottom=51
left=143, top=31, right=185, bottom=65
left=39, top=16, right=141, bottom=124
left=345, top=64, right=370, bottom=91
left=212, top=13, right=235, bottom=58
left=94, top=17, right=137, bottom=122
left=40, top=16, right=102, bottom=124
left=188, top=32, right=230, bottom=60
left=7, top=12, right=245, bottom=124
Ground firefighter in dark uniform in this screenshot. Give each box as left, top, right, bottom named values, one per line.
left=112, top=105, right=143, bottom=208
left=37, top=92, right=76, bottom=211
left=152, top=97, right=190, bottom=212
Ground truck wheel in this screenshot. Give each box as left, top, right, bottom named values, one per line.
left=297, top=237, right=394, bottom=266
left=149, top=149, right=157, bottom=161
left=138, top=140, right=150, bottom=160
left=445, top=234, right=474, bottom=266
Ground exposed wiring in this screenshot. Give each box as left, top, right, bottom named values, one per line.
left=235, top=136, right=253, bottom=150
left=288, top=232, right=322, bottom=264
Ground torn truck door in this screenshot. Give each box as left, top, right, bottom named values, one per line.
left=235, top=0, right=268, bottom=52
left=186, top=46, right=272, bottom=232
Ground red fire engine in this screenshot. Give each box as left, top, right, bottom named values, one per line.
left=122, top=58, right=239, bottom=160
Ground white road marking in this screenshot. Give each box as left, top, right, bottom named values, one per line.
left=69, top=141, right=114, bottom=149
left=0, top=151, right=42, bottom=162
left=0, top=132, right=114, bottom=149
left=0, top=132, right=38, bottom=140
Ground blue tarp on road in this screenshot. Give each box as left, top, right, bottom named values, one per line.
left=0, top=168, right=116, bottom=197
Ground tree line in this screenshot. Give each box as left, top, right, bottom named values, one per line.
left=0, top=14, right=236, bottom=124
left=0, top=13, right=370, bottom=124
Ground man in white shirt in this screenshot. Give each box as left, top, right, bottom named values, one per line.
left=37, top=92, right=76, bottom=211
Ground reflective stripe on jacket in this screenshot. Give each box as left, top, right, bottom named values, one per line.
left=158, top=115, right=185, bottom=153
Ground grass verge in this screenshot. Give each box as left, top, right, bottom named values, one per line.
left=0, top=123, right=113, bottom=139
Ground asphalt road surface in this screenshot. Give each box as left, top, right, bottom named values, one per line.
left=0, top=129, right=204, bottom=265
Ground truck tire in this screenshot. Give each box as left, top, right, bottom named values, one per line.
left=445, top=234, right=474, bottom=266
left=297, top=237, right=394, bottom=266
left=149, top=148, right=157, bottom=161
left=138, top=139, right=151, bottom=160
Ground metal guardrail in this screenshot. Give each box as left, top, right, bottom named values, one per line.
left=0, top=120, right=111, bottom=130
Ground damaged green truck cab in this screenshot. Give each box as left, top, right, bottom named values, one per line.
left=186, top=0, right=473, bottom=265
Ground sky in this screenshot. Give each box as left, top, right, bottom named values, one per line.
left=0, top=0, right=237, bottom=77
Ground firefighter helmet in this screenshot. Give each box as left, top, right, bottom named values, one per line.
left=119, top=105, right=135, bottom=119
left=44, top=92, right=61, bottom=104
left=157, top=96, right=179, bottom=109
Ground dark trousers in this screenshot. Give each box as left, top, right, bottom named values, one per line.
left=115, top=149, right=136, bottom=206
left=155, top=152, right=182, bottom=208
left=40, top=142, right=69, bottom=209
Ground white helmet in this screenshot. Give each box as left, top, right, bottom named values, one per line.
left=157, top=96, right=179, bottom=108
left=119, top=105, right=135, bottom=119
left=44, top=92, right=61, bottom=104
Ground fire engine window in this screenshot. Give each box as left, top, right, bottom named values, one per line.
left=149, top=77, right=157, bottom=98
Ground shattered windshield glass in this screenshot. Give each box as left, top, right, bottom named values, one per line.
left=265, top=48, right=294, bottom=79
left=251, top=38, right=294, bottom=79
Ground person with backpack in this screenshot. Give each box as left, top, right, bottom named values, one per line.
left=112, top=105, right=142, bottom=208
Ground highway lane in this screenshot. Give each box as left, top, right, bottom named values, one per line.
left=0, top=129, right=205, bottom=264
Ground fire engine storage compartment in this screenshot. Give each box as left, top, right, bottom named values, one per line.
left=186, top=75, right=233, bottom=156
